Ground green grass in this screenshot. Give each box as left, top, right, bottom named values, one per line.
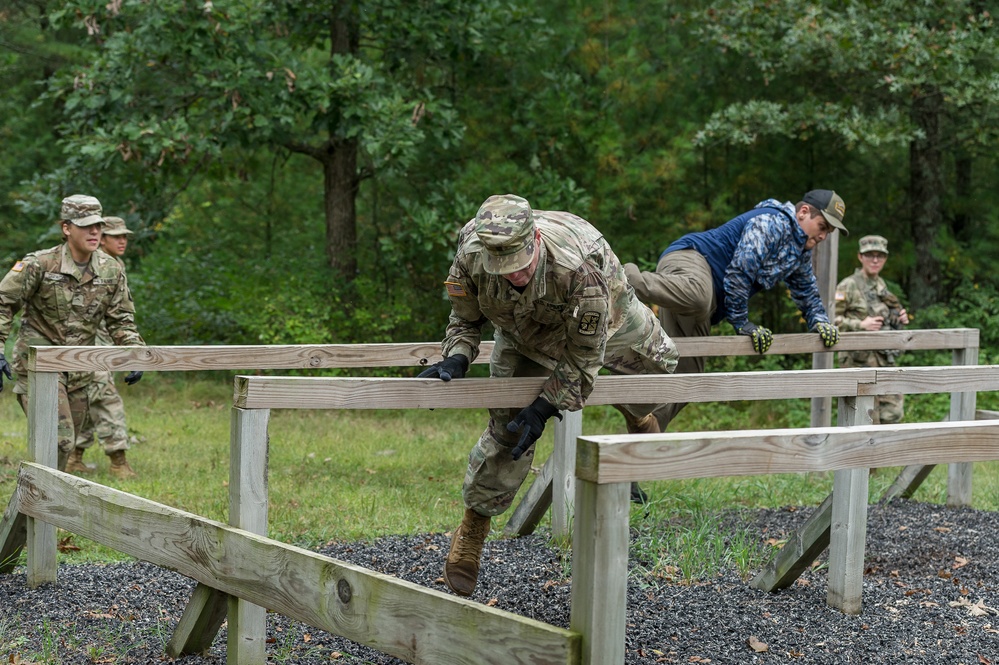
left=1, top=372, right=998, bottom=582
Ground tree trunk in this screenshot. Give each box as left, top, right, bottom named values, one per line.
left=908, top=90, right=944, bottom=309
left=323, top=138, right=359, bottom=278
left=322, top=1, right=361, bottom=280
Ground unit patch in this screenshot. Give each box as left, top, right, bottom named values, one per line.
left=445, top=281, right=467, bottom=297
left=577, top=311, right=602, bottom=336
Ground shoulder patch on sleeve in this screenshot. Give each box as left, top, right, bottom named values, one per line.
left=11, top=261, right=24, bottom=273
left=834, top=291, right=845, bottom=301
left=445, top=281, right=467, bottom=297
left=577, top=311, right=602, bottom=336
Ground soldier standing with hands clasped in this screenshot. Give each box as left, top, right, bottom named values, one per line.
left=834, top=235, right=909, bottom=424
left=0, top=195, right=145, bottom=475
left=419, top=194, right=679, bottom=597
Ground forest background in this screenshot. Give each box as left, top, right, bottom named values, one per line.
left=2, top=0, right=999, bottom=369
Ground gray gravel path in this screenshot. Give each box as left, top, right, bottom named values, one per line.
left=1, top=499, right=997, bottom=663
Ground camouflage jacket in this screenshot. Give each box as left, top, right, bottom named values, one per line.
left=441, top=211, right=678, bottom=410
left=834, top=269, right=900, bottom=366
left=0, top=244, right=144, bottom=383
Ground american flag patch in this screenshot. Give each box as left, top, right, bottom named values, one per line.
left=11, top=261, right=24, bottom=272
left=445, top=281, right=467, bottom=297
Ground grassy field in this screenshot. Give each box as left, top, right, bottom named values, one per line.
left=1, top=370, right=997, bottom=581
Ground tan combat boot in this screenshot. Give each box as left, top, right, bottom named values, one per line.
left=65, top=448, right=95, bottom=475
left=109, top=450, right=138, bottom=479
left=443, top=508, right=491, bottom=597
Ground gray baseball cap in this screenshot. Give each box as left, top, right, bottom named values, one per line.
left=60, top=195, right=104, bottom=227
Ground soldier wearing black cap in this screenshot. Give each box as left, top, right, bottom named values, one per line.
left=624, top=190, right=847, bottom=431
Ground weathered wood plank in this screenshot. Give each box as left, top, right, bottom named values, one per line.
left=570, top=479, right=629, bottom=665
left=16, top=464, right=579, bottom=665
left=504, top=454, right=555, bottom=538
left=947, top=347, right=979, bottom=507
left=750, top=494, right=834, bottom=592
left=166, top=584, right=229, bottom=657
left=0, top=493, right=26, bottom=574
left=575, top=420, right=999, bottom=484
left=27, top=329, right=978, bottom=372
left=26, top=370, right=58, bottom=588
left=233, top=369, right=877, bottom=410
left=879, top=465, right=936, bottom=504
left=552, top=410, right=583, bottom=540
left=228, top=408, right=271, bottom=664
left=858, top=364, right=999, bottom=396
left=826, top=396, right=874, bottom=615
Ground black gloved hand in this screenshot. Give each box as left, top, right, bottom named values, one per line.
left=124, top=371, right=143, bottom=385
left=0, top=353, right=11, bottom=393
left=417, top=354, right=469, bottom=382
left=812, top=322, right=840, bottom=348
left=737, top=323, right=774, bottom=354
left=507, top=397, right=562, bottom=461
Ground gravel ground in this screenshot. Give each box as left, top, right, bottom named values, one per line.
left=2, top=499, right=998, bottom=664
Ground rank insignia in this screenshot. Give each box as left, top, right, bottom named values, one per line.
left=577, top=311, right=601, bottom=335
left=445, top=281, right=467, bottom=297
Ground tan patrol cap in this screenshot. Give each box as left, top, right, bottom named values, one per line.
left=102, top=216, right=134, bottom=236
left=858, top=235, right=888, bottom=254
left=60, top=194, right=104, bottom=227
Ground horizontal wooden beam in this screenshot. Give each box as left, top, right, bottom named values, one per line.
left=27, top=329, right=978, bottom=372
left=232, top=368, right=878, bottom=410
left=15, top=463, right=578, bottom=665
left=859, top=365, right=999, bottom=396
left=575, top=420, right=999, bottom=484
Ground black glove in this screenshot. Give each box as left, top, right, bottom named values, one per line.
left=737, top=323, right=773, bottom=354
left=0, top=353, right=11, bottom=393
left=417, top=354, right=468, bottom=382
left=124, top=371, right=143, bottom=385
left=812, top=322, right=840, bottom=348
left=507, top=397, right=562, bottom=461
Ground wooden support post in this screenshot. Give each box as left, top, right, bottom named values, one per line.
left=570, top=479, right=629, bottom=665
left=503, top=456, right=553, bottom=537
left=228, top=407, right=271, bottom=665
left=750, top=493, right=833, bottom=592
left=166, top=584, right=229, bottom=657
left=810, top=232, right=838, bottom=428
left=0, top=491, right=26, bottom=574
left=827, top=395, right=873, bottom=615
left=551, top=410, right=582, bottom=540
left=26, top=369, right=59, bottom=588
left=947, top=346, right=978, bottom=507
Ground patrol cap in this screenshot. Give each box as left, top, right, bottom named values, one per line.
left=60, top=194, right=104, bottom=227
left=102, top=216, right=134, bottom=236
left=801, top=189, right=848, bottom=235
left=475, top=194, right=537, bottom=275
left=858, top=235, right=888, bottom=255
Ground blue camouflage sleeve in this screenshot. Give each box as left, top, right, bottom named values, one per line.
left=785, top=262, right=830, bottom=329
left=722, top=218, right=772, bottom=331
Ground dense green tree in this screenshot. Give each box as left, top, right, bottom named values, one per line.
left=42, top=0, right=531, bottom=280
left=692, top=0, right=999, bottom=307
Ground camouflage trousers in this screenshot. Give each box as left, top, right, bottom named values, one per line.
left=15, top=371, right=129, bottom=456
left=75, top=371, right=130, bottom=454
left=463, top=324, right=677, bottom=517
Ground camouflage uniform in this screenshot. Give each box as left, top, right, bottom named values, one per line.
left=75, top=216, right=136, bottom=456
left=440, top=195, right=679, bottom=516
left=625, top=194, right=847, bottom=430
left=834, top=235, right=904, bottom=424
left=0, top=199, right=144, bottom=463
